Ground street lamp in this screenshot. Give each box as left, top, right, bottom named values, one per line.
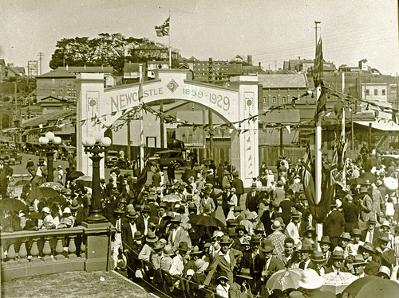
left=82, top=134, right=112, bottom=223
left=39, top=131, right=62, bottom=182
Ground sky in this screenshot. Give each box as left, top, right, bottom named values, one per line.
left=1, top=0, right=398, bottom=75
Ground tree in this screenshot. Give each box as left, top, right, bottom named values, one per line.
left=49, top=34, right=180, bottom=75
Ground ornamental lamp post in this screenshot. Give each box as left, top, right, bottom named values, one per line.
left=39, top=131, right=62, bottom=182
left=82, top=135, right=112, bottom=223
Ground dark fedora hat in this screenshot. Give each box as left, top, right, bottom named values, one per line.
left=359, top=242, right=375, bottom=254
left=236, top=268, right=253, bottom=280
left=219, top=235, right=232, bottom=245
left=259, top=239, right=275, bottom=253
left=331, top=250, right=344, bottom=260
left=311, top=251, right=326, bottom=263
left=318, top=236, right=331, bottom=245
left=177, top=241, right=190, bottom=252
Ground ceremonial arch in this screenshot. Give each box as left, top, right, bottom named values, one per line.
left=76, top=70, right=259, bottom=187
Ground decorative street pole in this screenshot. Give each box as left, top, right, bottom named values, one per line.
left=82, top=135, right=112, bottom=223
left=39, top=131, right=62, bottom=182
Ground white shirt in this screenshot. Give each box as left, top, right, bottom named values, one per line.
left=215, top=283, right=230, bottom=298
left=220, top=250, right=231, bottom=264
left=169, top=254, right=184, bottom=276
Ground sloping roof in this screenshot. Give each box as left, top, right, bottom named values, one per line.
left=21, top=109, right=75, bottom=128
left=123, top=63, right=140, bottom=72
left=354, top=120, right=399, bottom=132
left=37, top=69, right=76, bottom=78
left=258, top=73, right=308, bottom=88
left=58, top=66, right=114, bottom=73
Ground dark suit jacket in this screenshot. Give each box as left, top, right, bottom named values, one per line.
left=361, top=228, right=380, bottom=247
left=121, top=220, right=136, bottom=251
left=324, top=209, right=345, bottom=238
left=136, top=215, right=158, bottom=235
left=254, top=254, right=284, bottom=282
left=246, top=191, right=260, bottom=212
left=204, top=248, right=243, bottom=285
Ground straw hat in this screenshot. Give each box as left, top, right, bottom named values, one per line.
left=271, top=220, right=283, bottom=231
left=339, top=232, right=351, bottom=241
left=298, top=269, right=324, bottom=290
left=146, top=231, right=158, bottom=243
left=42, top=207, right=51, bottom=214
left=163, top=245, right=174, bottom=257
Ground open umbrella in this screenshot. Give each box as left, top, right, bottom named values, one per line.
left=39, top=182, right=65, bottom=198
left=68, top=170, right=85, bottom=181
left=342, top=275, right=399, bottom=298
left=189, top=214, right=225, bottom=228
left=266, top=268, right=304, bottom=291
left=0, top=197, right=27, bottom=213
left=162, top=193, right=181, bottom=203
left=321, top=271, right=358, bottom=294
left=75, top=175, right=92, bottom=188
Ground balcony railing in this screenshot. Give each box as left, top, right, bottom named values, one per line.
left=1, top=224, right=111, bottom=281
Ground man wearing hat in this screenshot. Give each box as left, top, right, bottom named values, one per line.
left=0, top=157, right=13, bottom=198
left=352, top=254, right=367, bottom=277
left=299, top=240, right=314, bottom=270
left=308, top=251, right=327, bottom=276
left=347, top=228, right=364, bottom=256
left=167, top=214, right=192, bottom=252
left=285, top=210, right=301, bottom=247
left=204, top=235, right=243, bottom=286
left=136, top=205, right=157, bottom=236
left=231, top=171, right=244, bottom=202
left=324, top=199, right=346, bottom=248
left=318, top=236, right=332, bottom=261
left=111, top=207, right=125, bottom=270
left=229, top=268, right=253, bottom=298
left=361, top=218, right=379, bottom=247
left=342, top=193, right=360, bottom=232
left=53, top=164, right=64, bottom=184
left=325, top=249, right=347, bottom=273
left=169, top=241, right=190, bottom=276
left=337, top=232, right=352, bottom=258
left=246, top=183, right=260, bottom=212
left=359, top=181, right=373, bottom=227
left=138, top=231, right=159, bottom=263
left=295, top=269, right=336, bottom=298
left=266, top=220, right=286, bottom=256
left=254, top=239, right=284, bottom=295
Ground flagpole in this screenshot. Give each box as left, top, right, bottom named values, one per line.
left=314, top=21, right=323, bottom=245
left=341, top=71, right=346, bottom=187
left=168, top=10, right=172, bottom=68
left=139, top=64, right=145, bottom=172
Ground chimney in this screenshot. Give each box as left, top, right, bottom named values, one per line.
left=247, top=55, right=253, bottom=65
left=258, top=62, right=262, bottom=68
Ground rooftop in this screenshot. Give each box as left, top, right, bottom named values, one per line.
left=258, top=73, right=308, bottom=88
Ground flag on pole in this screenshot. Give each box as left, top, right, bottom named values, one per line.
left=155, top=17, right=170, bottom=37
left=314, top=85, right=327, bottom=121
left=301, top=144, right=336, bottom=223
left=313, top=38, right=323, bottom=87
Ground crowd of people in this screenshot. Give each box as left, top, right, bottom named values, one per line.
left=2, top=147, right=399, bottom=297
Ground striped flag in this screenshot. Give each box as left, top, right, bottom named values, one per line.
left=155, top=17, right=170, bottom=37
left=313, top=38, right=323, bottom=87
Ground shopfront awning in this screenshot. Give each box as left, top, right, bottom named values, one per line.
left=354, top=120, right=399, bottom=132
